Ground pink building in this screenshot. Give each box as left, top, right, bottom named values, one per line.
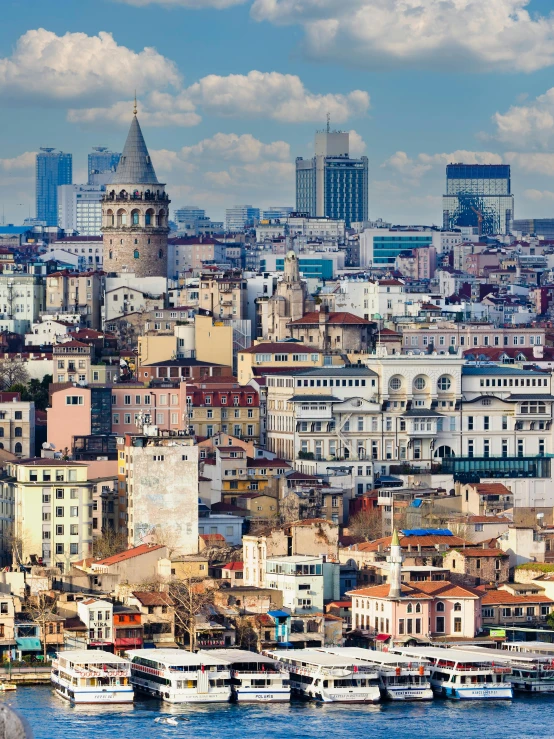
left=347, top=531, right=482, bottom=640
left=465, top=252, right=501, bottom=277
left=110, top=382, right=189, bottom=435
left=395, top=246, right=437, bottom=280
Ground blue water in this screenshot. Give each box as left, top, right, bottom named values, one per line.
left=4, top=687, right=554, bottom=739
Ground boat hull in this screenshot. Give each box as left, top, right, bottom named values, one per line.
left=132, top=682, right=231, bottom=704
left=51, top=676, right=133, bottom=704
left=386, top=687, right=434, bottom=701
left=434, top=684, right=512, bottom=700
left=234, top=689, right=291, bottom=702
left=512, top=681, right=554, bottom=693
left=292, top=686, right=380, bottom=703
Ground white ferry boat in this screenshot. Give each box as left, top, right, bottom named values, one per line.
left=466, top=646, right=554, bottom=694
left=265, top=649, right=380, bottom=703
left=126, top=648, right=231, bottom=703
left=391, top=647, right=512, bottom=700
left=210, top=649, right=290, bottom=702
left=319, top=647, right=433, bottom=701
left=51, top=650, right=133, bottom=704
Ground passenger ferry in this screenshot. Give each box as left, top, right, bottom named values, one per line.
left=466, top=646, right=554, bottom=693
left=210, top=649, right=290, bottom=702
left=391, top=647, right=513, bottom=700
left=265, top=649, right=380, bottom=703
left=51, top=650, right=133, bottom=704
left=320, top=647, right=433, bottom=701
left=126, top=649, right=231, bottom=703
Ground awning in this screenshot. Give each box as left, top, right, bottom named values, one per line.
left=375, top=634, right=391, bottom=642
left=16, top=637, right=41, bottom=652
left=267, top=610, right=290, bottom=619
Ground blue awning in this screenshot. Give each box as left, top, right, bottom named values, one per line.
left=16, top=637, right=41, bottom=652
left=268, top=610, right=290, bottom=619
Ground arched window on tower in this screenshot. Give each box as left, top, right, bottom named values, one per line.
left=109, top=251, right=113, bottom=259
left=134, top=250, right=140, bottom=259
left=117, top=209, right=127, bottom=227
left=145, top=209, right=154, bottom=226
left=14, top=442, right=22, bottom=455
left=106, top=209, right=114, bottom=227
left=158, top=209, right=166, bottom=227
left=158, top=249, right=163, bottom=259
left=131, top=209, right=140, bottom=226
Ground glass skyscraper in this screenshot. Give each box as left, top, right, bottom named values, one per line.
left=36, top=148, right=72, bottom=226
left=87, top=147, right=121, bottom=184
left=442, top=163, right=514, bottom=235
left=296, top=129, right=368, bottom=227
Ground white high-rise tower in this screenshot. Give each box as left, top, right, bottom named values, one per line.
left=388, top=529, right=403, bottom=599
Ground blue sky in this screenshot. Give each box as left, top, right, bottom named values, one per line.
left=2, top=0, right=554, bottom=224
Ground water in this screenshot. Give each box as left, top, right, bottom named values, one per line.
left=4, top=687, right=554, bottom=739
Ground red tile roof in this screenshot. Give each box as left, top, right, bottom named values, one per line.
left=95, top=544, right=165, bottom=566
left=352, top=533, right=469, bottom=552
left=222, top=562, right=244, bottom=571
left=469, top=483, right=512, bottom=496
left=349, top=580, right=481, bottom=600
left=288, top=311, right=373, bottom=326
left=131, top=591, right=174, bottom=607
left=467, top=516, right=511, bottom=524
left=451, top=548, right=508, bottom=558
left=200, top=533, right=225, bottom=541
left=481, top=591, right=553, bottom=605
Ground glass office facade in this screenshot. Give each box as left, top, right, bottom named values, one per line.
left=372, top=234, right=433, bottom=266
left=36, top=149, right=72, bottom=226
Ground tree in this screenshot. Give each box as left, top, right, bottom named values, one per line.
left=8, top=375, right=52, bottom=411
left=26, top=592, right=56, bottom=662
left=168, top=575, right=218, bottom=652
left=348, top=508, right=383, bottom=542
left=92, top=530, right=128, bottom=560
left=0, top=357, right=29, bottom=390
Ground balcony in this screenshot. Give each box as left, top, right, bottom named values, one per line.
left=296, top=405, right=333, bottom=420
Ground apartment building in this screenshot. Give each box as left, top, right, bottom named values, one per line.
left=0, top=398, right=35, bottom=458
left=198, top=274, right=247, bottom=320
left=118, top=432, right=199, bottom=555
left=186, top=382, right=260, bottom=441
left=45, top=271, right=104, bottom=330
left=4, top=459, right=93, bottom=570
left=400, top=322, right=545, bottom=354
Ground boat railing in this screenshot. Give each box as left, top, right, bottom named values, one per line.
left=232, top=668, right=286, bottom=676
left=435, top=662, right=511, bottom=673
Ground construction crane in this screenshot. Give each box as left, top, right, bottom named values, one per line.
left=471, top=205, right=483, bottom=238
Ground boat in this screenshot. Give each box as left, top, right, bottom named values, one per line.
left=209, top=649, right=290, bottom=702
left=264, top=648, right=380, bottom=703
left=51, top=650, right=133, bottom=704
left=126, top=648, right=231, bottom=704
left=390, top=647, right=512, bottom=700
left=319, top=647, right=433, bottom=701
left=0, top=683, right=16, bottom=691
left=465, top=646, right=554, bottom=694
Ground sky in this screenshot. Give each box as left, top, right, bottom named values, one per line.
left=3, top=0, right=554, bottom=224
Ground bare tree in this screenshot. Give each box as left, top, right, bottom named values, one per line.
left=348, top=508, right=383, bottom=542
left=26, top=593, right=56, bottom=662
left=233, top=615, right=259, bottom=651
left=168, top=575, right=218, bottom=652
left=0, top=357, right=29, bottom=390
left=92, top=530, right=128, bottom=560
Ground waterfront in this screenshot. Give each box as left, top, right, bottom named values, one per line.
left=5, top=686, right=554, bottom=739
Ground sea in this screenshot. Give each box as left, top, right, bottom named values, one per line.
left=5, top=687, right=554, bottom=739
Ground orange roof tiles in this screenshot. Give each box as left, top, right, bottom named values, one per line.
left=452, top=548, right=508, bottom=558
left=470, top=483, right=512, bottom=496
left=481, top=591, right=553, bottom=605
left=95, top=544, right=165, bottom=566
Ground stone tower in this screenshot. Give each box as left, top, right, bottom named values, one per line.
left=266, top=250, right=315, bottom=341
left=388, top=529, right=403, bottom=599
left=102, top=107, right=170, bottom=278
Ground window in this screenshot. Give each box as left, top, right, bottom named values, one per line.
left=389, top=377, right=402, bottom=391
left=438, top=376, right=451, bottom=391
left=55, top=543, right=64, bottom=555
left=55, top=507, right=64, bottom=517
left=467, top=416, right=473, bottom=431
left=414, top=376, right=426, bottom=391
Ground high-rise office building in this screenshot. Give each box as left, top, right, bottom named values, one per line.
left=174, top=206, right=206, bottom=224
left=225, top=205, right=260, bottom=232
left=442, top=164, right=514, bottom=235
left=88, top=147, right=121, bottom=185
left=58, top=184, right=106, bottom=236
left=262, top=206, right=294, bottom=221
left=36, top=148, right=72, bottom=227
left=296, top=128, right=368, bottom=227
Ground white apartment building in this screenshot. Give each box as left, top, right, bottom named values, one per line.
left=265, top=355, right=554, bottom=496
left=45, top=237, right=103, bottom=270
left=77, top=599, right=114, bottom=648
left=265, top=555, right=324, bottom=614
left=256, top=216, right=346, bottom=243
left=0, top=272, right=45, bottom=334
left=326, top=277, right=422, bottom=322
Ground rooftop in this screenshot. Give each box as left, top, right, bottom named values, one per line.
left=95, top=544, right=165, bottom=566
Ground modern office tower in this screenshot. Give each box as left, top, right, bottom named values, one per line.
left=88, top=147, right=121, bottom=185
left=295, top=127, right=368, bottom=227
left=225, top=205, right=260, bottom=232
left=442, top=163, right=514, bottom=235
left=512, top=218, right=554, bottom=238
left=262, top=206, right=294, bottom=221
left=174, top=206, right=206, bottom=224
left=58, top=184, right=106, bottom=236
left=36, top=148, right=72, bottom=227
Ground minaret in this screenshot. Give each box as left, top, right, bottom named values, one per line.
left=102, top=101, right=170, bottom=278
left=388, top=528, right=403, bottom=599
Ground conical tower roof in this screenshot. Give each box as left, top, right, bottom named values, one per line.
left=111, top=115, right=159, bottom=185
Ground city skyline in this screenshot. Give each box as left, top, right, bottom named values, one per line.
left=2, top=1, right=554, bottom=224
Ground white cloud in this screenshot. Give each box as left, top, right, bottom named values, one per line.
left=348, top=130, right=366, bottom=157
left=0, top=152, right=36, bottom=172
left=382, top=150, right=504, bottom=182
left=504, top=152, right=554, bottom=175
left=523, top=188, right=554, bottom=201
left=251, top=0, right=554, bottom=73
left=493, top=88, right=554, bottom=146
left=0, top=29, right=179, bottom=103
left=152, top=133, right=295, bottom=212
left=118, top=0, right=245, bottom=5
left=184, top=70, right=369, bottom=123
left=68, top=92, right=201, bottom=128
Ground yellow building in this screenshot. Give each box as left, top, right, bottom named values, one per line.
left=7, top=459, right=93, bottom=570
left=194, top=314, right=234, bottom=369
left=238, top=342, right=345, bottom=385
